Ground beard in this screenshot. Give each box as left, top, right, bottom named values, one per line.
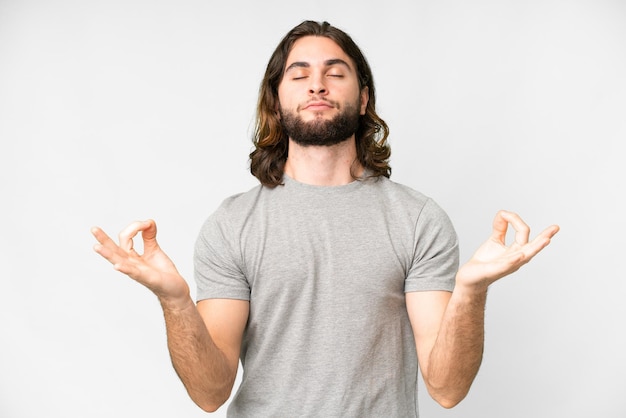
left=279, top=100, right=361, bottom=147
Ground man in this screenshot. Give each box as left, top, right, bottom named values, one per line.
left=92, top=21, right=559, bottom=417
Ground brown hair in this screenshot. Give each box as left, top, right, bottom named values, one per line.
left=249, top=20, right=391, bottom=187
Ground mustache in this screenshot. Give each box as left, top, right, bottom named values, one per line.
left=307, top=96, right=337, bottom=105
left=297, top=97, right=339, bottom=111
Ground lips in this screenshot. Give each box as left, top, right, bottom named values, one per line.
left=303, top=100, right=334, bottom=110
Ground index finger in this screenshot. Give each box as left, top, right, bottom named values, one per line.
left=491, top=210, right=528, bottom=245
left=118, top=220, right=152, bottom=252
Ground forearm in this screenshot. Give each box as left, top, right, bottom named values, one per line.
left=160, top=297, right=236, bottom=412
left=91, top=222, right=238, bottom=411
left=425, top=285, right=487, bottom=408
left=419, top=211, right=559, bottom=408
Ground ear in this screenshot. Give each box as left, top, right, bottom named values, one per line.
left=275, top=100, right=281, bottom=120
left=359, top=86, right=369, bottom=115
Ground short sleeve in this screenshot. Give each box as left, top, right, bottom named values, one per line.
left=194, top=205, right=251, bottom=302
left=404, top=198, right=459, bottom=293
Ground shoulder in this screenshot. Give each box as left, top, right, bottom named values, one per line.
left=217, top=184, right=265, bottom=212
left=196, top=184, right=264, bottom=235
left=208, top=183, right=282, bottom=222
left=365, top=176, right=432, bottom=211
left=367, top=176, right=455, bottom=229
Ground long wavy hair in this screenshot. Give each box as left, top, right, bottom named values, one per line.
left=249, top=20, right=391, bottom=187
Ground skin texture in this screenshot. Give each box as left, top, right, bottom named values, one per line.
left=92, top=35, right=559, bottom=411
left=91, top=220, right=248, bottom=412
left=278, top=36, right=369, bottom=186
left=407, top=210, right=559, bottom=407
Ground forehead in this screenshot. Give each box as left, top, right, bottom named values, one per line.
left=285, top=36, right=353, bottom=68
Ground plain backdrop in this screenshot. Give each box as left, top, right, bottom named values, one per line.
left=1, top=0, right=625, bottom=417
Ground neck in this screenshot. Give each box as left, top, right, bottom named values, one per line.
left=284, top=136, right=363, bottom=186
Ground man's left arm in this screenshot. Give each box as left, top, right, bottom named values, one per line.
left=407, top=210, right=559, bottom=408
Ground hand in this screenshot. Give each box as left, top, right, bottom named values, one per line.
left=92, top=220, right=190, bottom=306
left=456, top=210, right=560, bottom=291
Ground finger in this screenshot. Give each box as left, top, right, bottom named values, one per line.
left=92, top=240, right=119, bottom=264
left=118, top=220, right=151, bottom=253
left=543, top=224, right=560, bottom=239
left=141, top=219, right=159, bottom=252
left=91, top=226, right=116, bottom=248
left=491, top=211, right=510, bottom=244
left=91, top=226, right=127, bottom=257
left=522, top=224, right=560, bottom=258
left=92, top=231, right=123, bottom=266
left=498, top=210, right=530, bottom=246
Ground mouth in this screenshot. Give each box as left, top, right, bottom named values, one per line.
left=302, top=100, right=335, bottom=111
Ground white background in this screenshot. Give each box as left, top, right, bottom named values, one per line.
left=1, top=0, right=625, bottom=417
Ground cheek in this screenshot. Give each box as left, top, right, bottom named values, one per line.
left=277, top=87, right=295, bottom=111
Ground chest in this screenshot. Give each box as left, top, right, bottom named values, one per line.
left=238, top=196, right=416, bottom=305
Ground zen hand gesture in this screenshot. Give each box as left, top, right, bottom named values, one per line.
left=456, top=211, right=560, bottom=291
left=92, top=220, right=190, bottom=306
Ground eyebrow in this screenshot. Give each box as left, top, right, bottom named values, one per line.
left=284, top=58, right=353, bottom=74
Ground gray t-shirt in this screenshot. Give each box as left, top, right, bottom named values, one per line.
left=194, top=174, right=459, bottom=417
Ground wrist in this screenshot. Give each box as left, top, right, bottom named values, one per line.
left=453, top=277, right=489, bottom=300
left=454, top=262, right=494, bottom=296
left=158, top=291, right=195, bottom=313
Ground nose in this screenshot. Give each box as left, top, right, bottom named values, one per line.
left=308, top=73, right=327, bottom=95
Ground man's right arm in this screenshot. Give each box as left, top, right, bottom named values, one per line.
left=162, top=297, right=248, bottom=412
left=91, top=220, right=248, bottom=412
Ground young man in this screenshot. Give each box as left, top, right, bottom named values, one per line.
left=92, top=21, right=559, bottom=417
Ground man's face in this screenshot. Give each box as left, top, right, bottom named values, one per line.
left=277, top=36, right=369, bottom=147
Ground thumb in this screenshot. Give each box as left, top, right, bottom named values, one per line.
left=141, top=219, right=159, bottom=251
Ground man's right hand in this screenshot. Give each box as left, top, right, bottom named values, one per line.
left=92, top=219, right=191, bottom=309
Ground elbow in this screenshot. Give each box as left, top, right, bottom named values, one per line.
left=197, top=403, right=219, bottom=413
left=186, top=372, right=236, bottom=413
left=194, top=397, right=228, bottom=413
left=189, top=385, right=232, bottom=413
left=198, top=404, right=221, bottom=414
left=432, top=393, right=465, bottom=409
left=426, top=381, right=470, bottom=409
